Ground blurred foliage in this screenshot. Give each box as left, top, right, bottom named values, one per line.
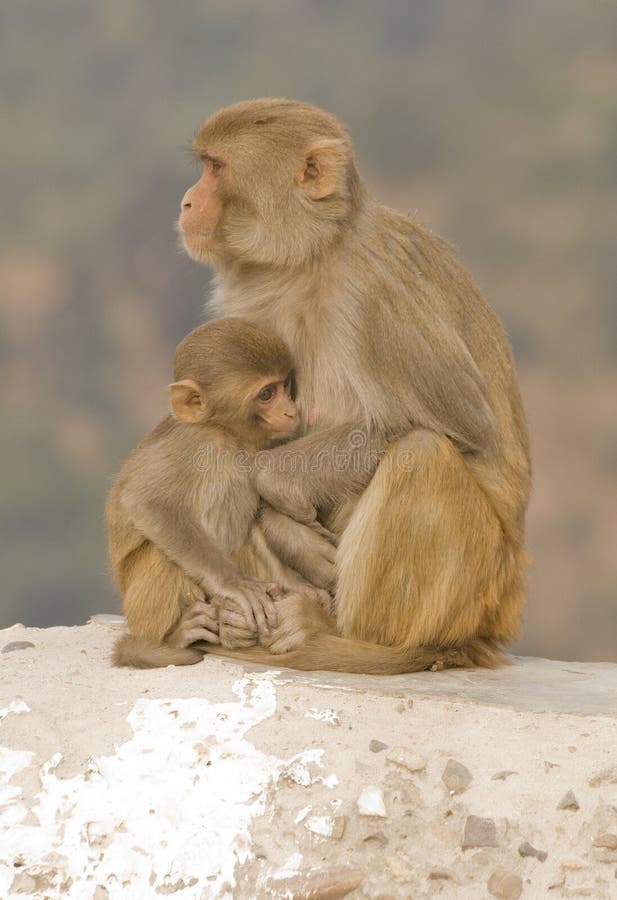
left=1, top=0, right=615, bottom=659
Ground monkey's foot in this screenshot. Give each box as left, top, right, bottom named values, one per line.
left=166, top=601, right=220, bottom=648
left=261, top=593, right=335, bottom=654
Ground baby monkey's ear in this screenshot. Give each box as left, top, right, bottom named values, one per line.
left=169, top=379, right=208, bottom=423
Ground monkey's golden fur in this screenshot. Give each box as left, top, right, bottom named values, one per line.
left=177, top=99, right=532, bottom=674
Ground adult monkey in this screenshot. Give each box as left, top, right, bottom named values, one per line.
left=177, top=98, right=531, bottom=673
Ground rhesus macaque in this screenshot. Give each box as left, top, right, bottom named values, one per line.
left=107, top=317, right=334, bottom=668
left=176, top=98, right=531, bottom=674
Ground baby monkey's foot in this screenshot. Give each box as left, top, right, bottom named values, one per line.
left=166, top=600, right=220, bottom=648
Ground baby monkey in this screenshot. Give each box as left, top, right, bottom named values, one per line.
left=107, top=317, right=334, bottom=668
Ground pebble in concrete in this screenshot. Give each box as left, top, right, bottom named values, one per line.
left=589, top=766, right=617, bottom=786
left=428, top=870, right=451, bottom=881
left=2, top=641, right=35, bottom=653
left=557, top=789, right=580, bottom=811
left=357, top=786, right=387, bottom=817
left=362, top=831, right=389, bottom=847
left=386, top=746, right=427, bottom=773
left=369, top=739, right=388, bottom=753
left=592, top=833, right=617, bottom=864
left=593, top=834, right=617, bottom=850
left=462, top=815, right=499, bottom=849
left=518, top=841, right=548, bottom=862
left=487, top=869, right=523, bottom=899
left=441, top=758, right=473, bottom=794
left=305, top=815, right=347, bottom=840
left=267, top=865, right=365, bottom=899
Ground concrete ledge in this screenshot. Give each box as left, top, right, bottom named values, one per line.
left=1, top=621, right=617, bottom=898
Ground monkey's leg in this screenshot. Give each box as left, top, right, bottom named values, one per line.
left=114, top=543, right=219, bottom=668
left=335, top=430, right=525, bottom=664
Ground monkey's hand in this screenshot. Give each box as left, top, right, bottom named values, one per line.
left=165, top=601, right=220, bottom=648
left=210, top=577, right=281, bottom=636
left=216, top=598, right=259, bottom=649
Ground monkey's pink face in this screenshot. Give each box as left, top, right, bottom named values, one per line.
left=178, top=159, right=224, bottom=261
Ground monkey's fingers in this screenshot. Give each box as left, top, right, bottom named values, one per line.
left=188, top=627, right=220, bottom=645
left=227, top=592, right=259, bottom=632
left=247, top=592, right=271, bottom=636
left=261, top=583, right=282, bottom=625
left=219, top=623, right=258, bottom=649
left=168, top=615, right=220, bottom=648
left=219, top=607, right=254, bottom=630
left=183, top=600, right=219, bottom=628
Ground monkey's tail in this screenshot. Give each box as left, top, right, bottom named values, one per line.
left=206, top=635, right=508, bottom=675
left=112, top=633, right=204, bottom=669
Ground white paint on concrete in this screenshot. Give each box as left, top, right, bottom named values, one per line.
left=0, top=674, right=336, bottom=899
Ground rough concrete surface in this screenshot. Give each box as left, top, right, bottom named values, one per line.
left=1, top=619, right=617, bottom=899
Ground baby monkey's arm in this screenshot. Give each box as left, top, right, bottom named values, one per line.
left=122, top=493, right=281, bottom=635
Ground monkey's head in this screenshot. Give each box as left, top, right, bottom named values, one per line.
left=178, top=98, right=363, bottom=269
left=169, top=317, right=299, bottom=448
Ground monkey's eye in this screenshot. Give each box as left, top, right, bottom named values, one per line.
left=201, top=154, right=224, bottom=174
left=257, top=385, right=275, bottom=402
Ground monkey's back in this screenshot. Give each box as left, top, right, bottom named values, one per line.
left=106, top=417, right=260, bottom=591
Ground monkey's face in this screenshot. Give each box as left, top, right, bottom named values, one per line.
left=177, top=99, right=361, bottom=269
left=178, top=157, right=225, bottom=263
left=251, top=371, right=300, bottom=444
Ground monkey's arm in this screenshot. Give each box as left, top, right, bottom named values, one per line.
left=259, top=506, right=337, bottom=591
left=255, top=424, right=389, bottom=522
left=121, top=493, right=279, bottom=634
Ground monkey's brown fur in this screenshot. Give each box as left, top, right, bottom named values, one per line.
left=177, top=99, right=531, bottom=674
left=107, top=317, right=333, bottom=668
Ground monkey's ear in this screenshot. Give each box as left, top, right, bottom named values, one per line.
left=295, top=139, right=345, bottom=200
left=169, top=379, right=207, bottom=423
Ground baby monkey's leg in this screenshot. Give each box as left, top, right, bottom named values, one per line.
left=114, top=544, right=220, bottom=668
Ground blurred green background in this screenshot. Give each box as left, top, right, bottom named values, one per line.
left=1, top=1, right=615, bottom=661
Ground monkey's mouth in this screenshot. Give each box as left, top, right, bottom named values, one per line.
left=178, top=227, right=217, bottom=261
left=258, top=417, right=300, bottom=439
left=178, top=225, right=211, bottom=240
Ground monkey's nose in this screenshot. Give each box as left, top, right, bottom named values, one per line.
left=180, top=190, right=192, bottom=211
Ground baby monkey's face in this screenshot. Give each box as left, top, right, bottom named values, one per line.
left=252, top=369, right=299, bottom=442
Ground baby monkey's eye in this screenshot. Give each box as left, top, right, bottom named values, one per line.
left=257, top=385, right=275, bottom=402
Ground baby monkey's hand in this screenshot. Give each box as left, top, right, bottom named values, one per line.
left=212, top=577, right=281, bottom=635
